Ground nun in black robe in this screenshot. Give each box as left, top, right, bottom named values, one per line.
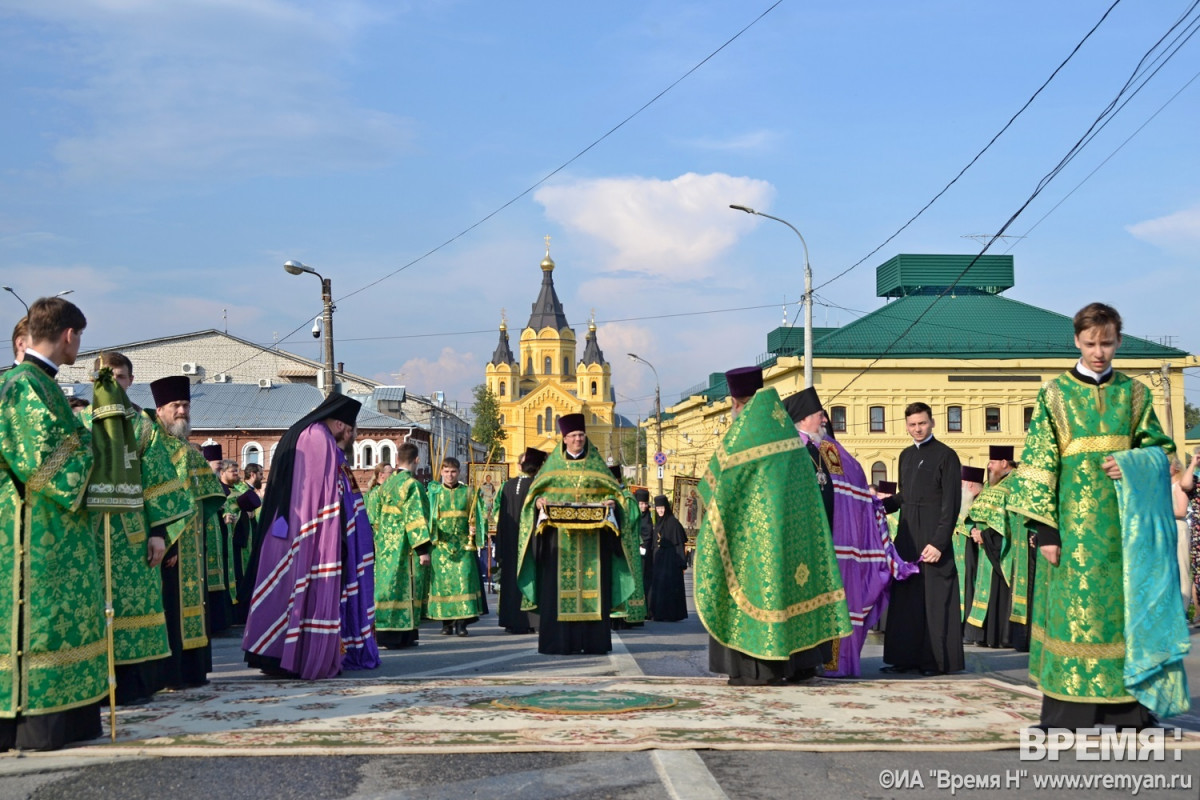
left=647, top=495, right=688, bottom=622
left=496, top=448, right=545, bottom=634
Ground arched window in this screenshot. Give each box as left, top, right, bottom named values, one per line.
left=563, top=357, right=570, bottom=375
left=871, top=462, right=887, bottom=485
left=526, top=356, right=533, bottom=374
left=590, top=380, right=597, bottom=396
left=830, top=406, right=846, bottom=433
left=544, top=356, right=552, bottom=374
left=241, top=441, right=263, bottom=467
left=537, top=415, right=543, bottom=434
left=544, top=407, right=553, bottom=434
left=554, top=414, right=561, bottom=432
left=361, top=442, right=375, bottom=469
left=378, top=442, right=394, bottom=467
left=869, top=406, right=885, bottom=433
left=269, top=443, right=277, bottom=467
left=498, top=381, right=506, bottom=397
left=499, top=414, right=505, bottom=425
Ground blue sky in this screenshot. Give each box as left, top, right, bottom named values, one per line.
left=2, top=1, right=1198, bottom=418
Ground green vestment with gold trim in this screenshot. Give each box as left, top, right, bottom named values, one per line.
left=609, top=485, right=647, bottom=624
left=965, top=471, right=1031, bottom=627
left=426, top=482, right=485, bottom=620
left=694, top=388, right=851, bottom=660
left=374, top=469, right=432, bottom=632
left=0, top=362, right=106, bottom=717
left=1009, top=370, right=1173, bottom=705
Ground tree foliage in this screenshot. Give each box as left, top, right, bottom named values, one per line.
left=470, top=384, right=506, bottom=456
left=1186, top=400, right=1200, bottom=433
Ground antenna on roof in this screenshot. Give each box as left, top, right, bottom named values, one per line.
left=960, top=234, right=1026, bottom=244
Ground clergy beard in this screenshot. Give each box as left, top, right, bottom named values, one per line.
left=960, top=486, right=977, bottom=513
left=165, top=418, right=191, bottom=440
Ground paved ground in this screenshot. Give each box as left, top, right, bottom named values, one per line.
left=3, top=576, right=1198, bottom=799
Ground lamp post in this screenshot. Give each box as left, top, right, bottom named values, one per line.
left=730, top=205, right=813, bottom=388
left=627, top=353, right=663, bottom=495
left=284, top=260, right=337, bottom=397
left=3, top=288, right=75, bottom=314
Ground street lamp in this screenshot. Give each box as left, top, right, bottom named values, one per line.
left=730, top=204, right=814, bottom=388
left=627, top=352, right=663, bottom=495
left=283, top=260, right=337, bottom=397
left=2, top=288, right=73, bottom=314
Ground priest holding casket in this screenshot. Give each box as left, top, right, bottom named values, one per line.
left=516, top=414, right=636, bottom=655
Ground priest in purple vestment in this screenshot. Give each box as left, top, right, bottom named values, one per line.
left=243, top=394, right=380, bottom=679
left=784, top=388, right=918, bottom=678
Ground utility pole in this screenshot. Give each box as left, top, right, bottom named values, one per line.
left=1162, top=363, right=1174, bottom=441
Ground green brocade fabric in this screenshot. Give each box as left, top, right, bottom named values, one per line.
left=425, top=482, right=485, bottom=619
left=0, top=362, right=106, bottom=717
left=952, top=500, right=975, bottom=620
left=965, top=472, right=1031, bottom=625
left=609, top=487, right=647, bottom=624
left=373, top=470, right=432, bottom=632
left=516, top=443, right=636, bottom=620
left=154, top=424, right=214, bottom=651
left=694, top=389, right=851, bottom=660
left=1009, top=371, right=1174, bottom=705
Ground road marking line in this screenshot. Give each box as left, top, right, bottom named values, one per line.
left=652, top=750, right=730, bottom=800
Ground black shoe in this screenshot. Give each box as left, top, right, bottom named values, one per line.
left=440, top=623, right=454, bottom=635
left=880, top=665, right=914, bottom=674
left=920, top=669, right=944, bottom=677
left=455, top=621, right=469, bottom=637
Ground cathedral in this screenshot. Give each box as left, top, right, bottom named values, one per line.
left=485, top=242, right=617, bottom=463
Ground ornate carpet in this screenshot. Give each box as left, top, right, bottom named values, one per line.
left=14, top=675, right=1113, bottom=756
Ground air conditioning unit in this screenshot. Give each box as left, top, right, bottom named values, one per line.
left=181, top=362, right=198, bottom=375
left=258, top=378, right=273, bottom=389
left=212, top=373, right=231, bottom=383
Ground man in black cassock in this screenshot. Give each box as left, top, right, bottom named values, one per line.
left=496, top=447, right=545, bottom=634
left=881, top=401, right=964, bottom=676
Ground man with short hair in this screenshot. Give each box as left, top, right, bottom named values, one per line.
left=149, top=375, right=222, bottom=689
left=373, top=442, right=433, bottom=648
left=1009, top=302, right=1189, bottom=727
left=784, top=387, right=917, bottom=677
left=881, top=402, right=964, bottom=676
left=426, top=457, right=486, bottom=636
left=698, top=367, right=851, bottom=685
left=243, top=394, right=379, bottom=678
left=243, top=462, right=264, bottom=492
left=518, top=415, right=637, bottom=655
left=0, top=297, right=104, bottom=751
left=81, top=351, right=191, bottom=705
left=9, top=316, right=27, bottom=365
left=496, top=448, right=545, bottom=634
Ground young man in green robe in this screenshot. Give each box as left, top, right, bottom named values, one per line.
left=373, top=442, right=433, bottom=648
left=697, top=366, right=851, bottom=686
left=1009, top=302, right=1190, bottom=728
left=148, top=375, right=222, bottom=690
left=0, top=296, right=105, bottom=751
left=83, top=351, right=193, bottom=705
left=426, top=457, right=486, bottom=636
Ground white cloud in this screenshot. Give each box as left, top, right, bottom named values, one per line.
left=396, top=347, right=481, bottom=403
left=7, top=0, right=412, bottom=181
left=1126, top=206, right=1200, bottom=252
left=677, top=130, right=782, bottom=153
left=534, top=172, right=775, bottom=280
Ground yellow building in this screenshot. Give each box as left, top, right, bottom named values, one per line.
left=486, top=243, right=618, bottom=463
left=652, top=254, right=1196, bottom=495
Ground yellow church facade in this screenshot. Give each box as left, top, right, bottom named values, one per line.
left=650, top=254, right=1195, bottom=494
left=485, top=245, right=618, bottom=463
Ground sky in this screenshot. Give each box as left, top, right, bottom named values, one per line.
left=2, top=0, right=1199, bottom=419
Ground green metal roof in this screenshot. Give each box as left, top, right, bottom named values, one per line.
left=766, top=326, right=839, bottom=355
left=1186, top=423, right=1200, bottom=441
left=876, top=254, right=1014, bottom=298
left=804, top=291, right=1187, bottom=360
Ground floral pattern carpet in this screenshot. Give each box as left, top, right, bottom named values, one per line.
left=46, top=676, right=1194, bottom=756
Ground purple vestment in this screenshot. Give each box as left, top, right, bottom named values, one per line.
left=243, top=422, right=378, bottom=679
left=803, top=432, right=919, bottom=677
left=340, top=491, right=380, bottom=670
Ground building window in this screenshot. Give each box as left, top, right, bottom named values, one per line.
left=1023, top=406, right=1034, bottom=432
left=947, top=405, right=962, bottom=432
left=985, top=407, right=1001, bottom=432
left=563, top=357, right=570, bottom=375
left=591, top=413, right=597, bottom=424
left=537, top=416, right=543, bottom=434
left=830, top=406, right=846, bottom=433
left=526, top=357, right=533, bottom=374
left=590, top=380, right=597, bottom=397
left=869, top=406, right=885, bottom=433
left=241, top=442, right=262, bottom=467
left=378, top=442, right=394, bottom=467
left=499, top=381, right=506, bottom=397
left=554, top=414, right=561, bottom=431
left=871, top=462, right=887, bottom=486
left=544, top=407, right=553, bottom=434
left=499, top=414, right=505, bottom=425
left=361, top=442, right=375, bottom=469
left=269, top=443, right=277, bottom=467
left=544, top=356, right=552, bottom=374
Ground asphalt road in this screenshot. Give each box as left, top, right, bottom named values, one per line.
left=3, top=575, right=1198, bottom=800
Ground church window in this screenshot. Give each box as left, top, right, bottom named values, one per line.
left=1023, top=406, right=1034, bottom=432
left=947, top=406, right=962, bottom=432
left=591, top=413, right=597, bottom=424
left=544, top=407, right=553, bottom=433
left=830, top=406, right=846, bottom=433
left=871, top=462, right=887, bottom=486
left=985, top=407, right=1001, bottom=432
left=590, top=380, right=597, bottom=396
left=869, top=406, right=885, bottom=433
left=499, top=381, right=506, bottom=397
left=554, top=414, right=561, bottom=431
left=499, top=414, right=505, bottom=425
left=563, top=357, right=570, bottom=375
left=537, top=416, right=543, bottom=434
left=526, top=357, right=533, bottom=374
left=544, top=356, right=552, bottom=374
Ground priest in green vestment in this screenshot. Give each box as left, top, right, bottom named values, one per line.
left=516, top=413, right=637, bottom=655
left=697, top=366, right=851, bottom=686
left=426, top=456, right=486, bottom=636
left=0, top=296, right=105, bottom=751
left=373, top=442, right=433, bottom=648
left=953, top=466, right=986, bottom=644
left=1009, top=302, right=1190, bottom=728
left=148, top=376, right=221, bottom=690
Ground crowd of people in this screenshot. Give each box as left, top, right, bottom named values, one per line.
left=0, top=296, right=1193, bottom=752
